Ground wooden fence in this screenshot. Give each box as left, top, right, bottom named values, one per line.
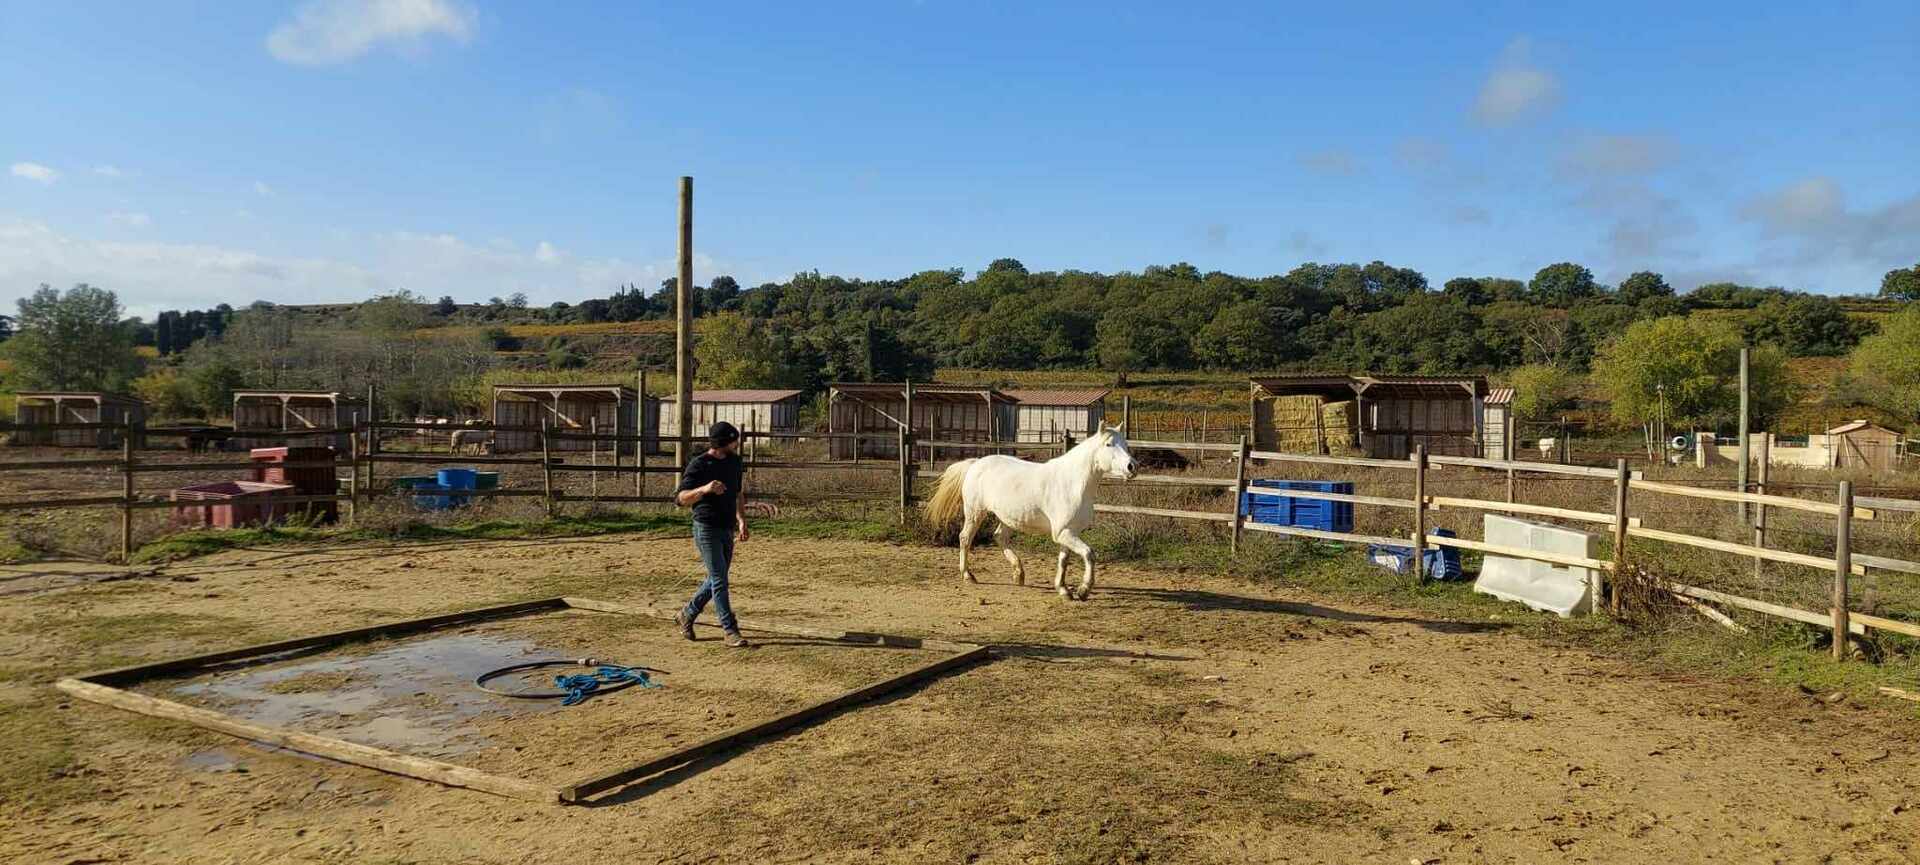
left=6, top=421, right=1919, bottom=663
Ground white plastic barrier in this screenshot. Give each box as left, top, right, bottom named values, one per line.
left=1472, top=514, right=1598, bottom=617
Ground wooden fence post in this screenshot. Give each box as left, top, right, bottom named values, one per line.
left=1231, top=434, right=1250, bottom=555
left=898, top=426, right=911, bottom=525
left=589, top=418, right=599, bottom=506
left=120, top=428, right=135, bottom=564
left=1504, top=412, right=1516, bottom=504
left=541, top=418, right=556, bottom=519
left=1411, top=444, right=1428, bottom=583
left=1608, top=458, right=1628, bottom=615
left=1833, top=479, right=1852, bottom=661
left=636, top=369, right=647, bottom=499
left=1753, top=435, right=1770, bottom=577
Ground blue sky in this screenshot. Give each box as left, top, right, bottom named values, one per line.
left=3, top=1, right=1917, bottom=319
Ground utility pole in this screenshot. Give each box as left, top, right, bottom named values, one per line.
left=675, top=176, right=694, bottom=466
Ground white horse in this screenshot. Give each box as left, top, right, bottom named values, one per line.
left=923, top=422, right=1136, bottom=601
left=450, top=428, right=492, bottom=454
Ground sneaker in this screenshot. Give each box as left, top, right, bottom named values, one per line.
left=674, top=609, right=696, bottom=641
left=723, top=630, right=752, bottom=648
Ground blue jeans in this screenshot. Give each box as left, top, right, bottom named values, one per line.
left=683, top=522, right=738, bottom=633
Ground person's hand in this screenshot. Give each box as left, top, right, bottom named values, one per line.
left=703, top=479, right=728, bottom=496
left=736, top=521, right=750, bottom=543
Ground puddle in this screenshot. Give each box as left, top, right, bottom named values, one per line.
left=169, top=632, right=574, bottom=755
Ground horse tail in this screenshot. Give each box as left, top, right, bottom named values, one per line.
left=922, top=459, right=977, bottom=530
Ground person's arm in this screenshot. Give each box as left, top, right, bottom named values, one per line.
left=734, top=470, right=749, bottom=541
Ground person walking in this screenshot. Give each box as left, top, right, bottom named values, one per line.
left=674, top=421, right=753, bottom=648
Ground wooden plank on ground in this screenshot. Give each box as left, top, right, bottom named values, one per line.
left=558, top=645, right=992, bottom=802
left=56, top=679, right=559, bottom=802
left=73, top=598, right=569, bottom=686
left=1669, top=583, right=1865, bottom=634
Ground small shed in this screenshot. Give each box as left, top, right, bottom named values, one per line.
left=658, top=389, right=807, bottom=439
left=1005, top=388, right=1111, bottom=443
left=1827, top=420, right=1901, bottom=473
left=11, top=392, right=147, bottom=448
left=1251, top=374, right=1487, bottom=459
left=232, top=391, right=364, bottom=451
left=1482, top=387, right=1514, bottom=460
left=827, top=383, right=1016, bottom=459
left=491, top=384, right=655, bottom=455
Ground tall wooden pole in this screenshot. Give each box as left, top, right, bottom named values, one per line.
left=1411, top=444, right=1428, bottom=583
left=1504, top=410, right=1516, bottom=503
left=1737, top=346, right=1751, bottom=526
left=589, top=417, right=599, bottom=505
left=898, top=425, right=910, bottom=525
left=675, top=176, right=695, bottom=468
left=1833, top=480, right=1852, bottom=661
left=904, top=381, right=915, bottom=463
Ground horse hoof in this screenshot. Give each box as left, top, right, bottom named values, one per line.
left=964, top=572, right=978, bottom=584
left=1014, top=574, right=1026, bottom=586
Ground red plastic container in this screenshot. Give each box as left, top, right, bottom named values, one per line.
left=249, top=446, right=339, bottom=523
left=171, top=481, right=295, bottom=529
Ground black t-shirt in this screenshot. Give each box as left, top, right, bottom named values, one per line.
left=678, top=451, right=744, bottom=527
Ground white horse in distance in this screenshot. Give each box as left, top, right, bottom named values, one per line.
left=923, top=422, right=1136, bottom=601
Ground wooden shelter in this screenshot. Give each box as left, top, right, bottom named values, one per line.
left=658, top=389, right=807, bottom=439
left=231, top=391, right=361, bottom=451
left=1004, top=388, right=1111, bottom=443
left=490, top=384, right=655, bottom=455
left=1827, top=420, right=1902, bottom=473
left=827, top=383, right=1016, bottom=459
left=1482, top=387, right=1514, bottom=461
left=1250, top=374, right=1488, bottom=459
left=10, top=392, right=146, bottom=448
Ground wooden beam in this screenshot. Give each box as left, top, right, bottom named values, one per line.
left=1424, top=534, right=1616, bottom=572
left=1425, top=495, right=1633, bottom=526
left=558, top=644, right=991, bottom=802
left=56, top=679, right=559, bottom=802
left=1669, top=583, right=1866, bottom=635
left=1629, top=526, right=1864, bottom=575
left=1631, top=478, right=1874, bottom=520
left=1094, top=503, right=1233, bottom=522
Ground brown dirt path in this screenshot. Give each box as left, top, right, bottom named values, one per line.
left=2, top=532, right=1917, bottom=864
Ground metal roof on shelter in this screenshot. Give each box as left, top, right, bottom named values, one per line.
left=658, top=389, right=807, bottom=404
left=1485, top=387, right=1515, bottom=406
left=829, top=382, right=1016, bottom=403
left=1004, top=388, right=1112, bottom=407
left=15, top=391, right=145, bottom=404
left=1250, top=374, right=1486, bottom=399
left=232, top=390, right=364, bottom=402
left=1827, top=420, right=1896, bottom=436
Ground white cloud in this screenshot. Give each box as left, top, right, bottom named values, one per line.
left=105, top=211, right=152, bottom=228
left=267, top=0, right=476, bottom=66
left=10, top=162, right=60, bottom=184
left=1474, top=37, right=1560, bottom=126
left=534, top=240, right=561, bottom=262
left=1295, top=148, right=1361, bottom=177
left=253, top=180, right=275, bottom=197
left=93, top=164, right=125, bottom=178
left=1741, top=177, right=1920, bottom=270
left=1558, top=134, right=1675, bottom=179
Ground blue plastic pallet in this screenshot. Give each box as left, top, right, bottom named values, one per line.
left=1241, top=479, right=1354, bottom=533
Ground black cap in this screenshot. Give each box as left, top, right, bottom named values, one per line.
left=708, top=421, right=740, bottom=447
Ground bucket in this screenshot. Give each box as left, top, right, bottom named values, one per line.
left=437, top=468, right=478, bottom=490
left=473, top=471, right=501, bottom=490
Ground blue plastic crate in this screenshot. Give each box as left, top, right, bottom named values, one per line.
left=1365, top=528, right=1463, bottom=580
left=1241, top=479, right=1354, bottom=532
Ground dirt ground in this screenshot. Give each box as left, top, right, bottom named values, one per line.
left=4, top=530, right=1919, bottom=864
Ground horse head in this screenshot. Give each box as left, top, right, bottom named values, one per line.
left=1092, top=421, right=1137, bottom=480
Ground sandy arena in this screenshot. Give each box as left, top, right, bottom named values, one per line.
left=4, top=530, right=1918, bottom=864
